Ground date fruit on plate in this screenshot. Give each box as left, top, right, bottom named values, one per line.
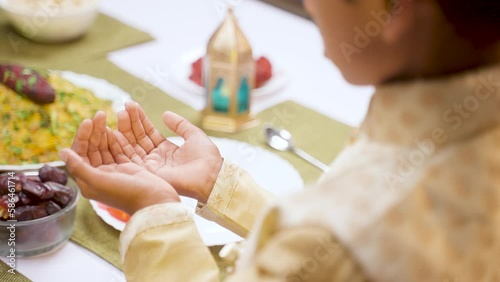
left=0, top=64, right=56, bottom=104
left=0, top=166, right=75, bottom=221
left=189, top=56, right=273, bottom=88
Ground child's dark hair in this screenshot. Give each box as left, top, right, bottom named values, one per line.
left=436, top=0, right=499, bottom=48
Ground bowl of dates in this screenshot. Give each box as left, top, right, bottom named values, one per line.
left=0, top=165, right=79, bottom=256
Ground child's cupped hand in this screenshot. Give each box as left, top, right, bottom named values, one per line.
left=58, top=110, right=181, bottom=215
left=110, top=102, right=224, bottom=204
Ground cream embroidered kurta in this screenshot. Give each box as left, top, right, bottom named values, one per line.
left=119, top=64, right=500, bottom=282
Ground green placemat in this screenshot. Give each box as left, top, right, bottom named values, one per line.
left=0, top=261, right=31, bottom=282
left=70, top=198, right=122, bottom=269
left=206, top=101, right=351, bottom=183
left=0, top=12, right=153, bottom=68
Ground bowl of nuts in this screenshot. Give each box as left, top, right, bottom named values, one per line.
left=0, top=165, right=79, bottom=257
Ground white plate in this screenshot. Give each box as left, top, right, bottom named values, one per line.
left=171, top=48, right=288, bottom=98
left=91, top=136, right=304, bottom=246
left=0, top=71, right=132, bottom=171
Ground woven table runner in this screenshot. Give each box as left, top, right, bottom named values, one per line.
left=0, top=262, right=31, bottom=282
left=0, top=12, right=153, bottom=68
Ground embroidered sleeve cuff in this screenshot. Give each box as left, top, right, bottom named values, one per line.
left=119, top=202, right=193, bottom=262
left=196, top=160, right=274, bottom=237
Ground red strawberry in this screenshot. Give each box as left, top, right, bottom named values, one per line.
left=191, top=57, right=203, bottom=75
left=189, top=57, right=204, bottom=86
left=255, top=56, right=272, bottom=88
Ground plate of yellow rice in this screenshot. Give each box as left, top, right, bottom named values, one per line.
left=0, top=71, right=132, bottom=170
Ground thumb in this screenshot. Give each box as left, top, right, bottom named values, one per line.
left=162, top=111, right=203, bottom=140
left=59, top=148, right=99, bottom=185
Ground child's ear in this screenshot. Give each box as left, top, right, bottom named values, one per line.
left=381, top=0, right=417, bottom=45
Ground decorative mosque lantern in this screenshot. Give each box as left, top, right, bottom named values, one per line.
left=201, top=7, right=259, bottom=133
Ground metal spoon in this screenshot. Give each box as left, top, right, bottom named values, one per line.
left=264, top=126, right=330, bottom=172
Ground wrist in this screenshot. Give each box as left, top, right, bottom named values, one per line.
left=132, top=191, right=180, bottom=215
left=198, top=157, right=224, bottom=203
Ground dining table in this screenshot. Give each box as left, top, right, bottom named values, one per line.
left=0, top=0, right=373, bottom=281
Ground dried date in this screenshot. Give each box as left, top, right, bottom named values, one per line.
left=44, top=181, right=74, bottom=207
left=17, top=191, right=33, bottom=206
left=39, top=165, right=68, bottom=185
left=0, top=195, right=18, bottom=219
left=0, top=173, right=25, bottom=195
left=0, top=167, right=74, bottom=222
left=22, top=179, right=54, bottom=200
left=30, top=205, right=48, bottom=219
left=14, top=206, right=33, bottom=221
left=41, top=201, right=62, bottom=215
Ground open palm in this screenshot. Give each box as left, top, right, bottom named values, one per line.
left=111, top=103, right=223, bottom=203
left=65, top=111, right=180, bottom=215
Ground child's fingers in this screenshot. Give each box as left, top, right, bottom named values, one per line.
left=106, top=127, right=130, bottom=164
left=71, top=119, right=93, bottom=163
left=88, top=111, right=107, bottom=166
left=117, top=110, right=137, bottom=146
left=126, top=102, right=156, bottom=153
left=117, top=110, right=148, bottom=158
left=136, top=102, right=166, bottom=147
left=98, top=130, right=115, bottom=165
left=113, top=130, right=144, bottom=165
left=59, top=148, right=100, bottom=199
left=162, top=111, right=204, bottom=140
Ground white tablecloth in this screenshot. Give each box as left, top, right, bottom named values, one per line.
left=1, top=0, right=373, bottom=281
